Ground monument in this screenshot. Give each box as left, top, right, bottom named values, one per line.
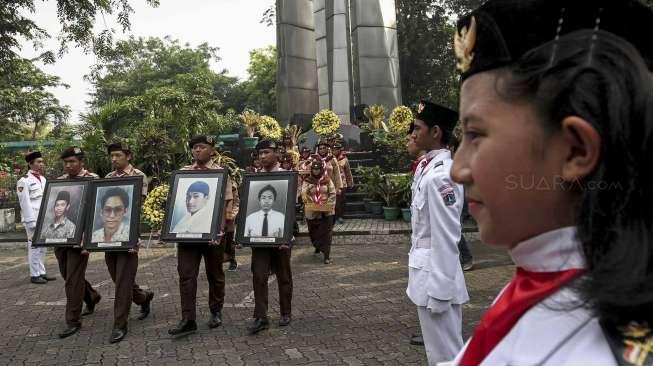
left=276, top=0, right=402, bottom=129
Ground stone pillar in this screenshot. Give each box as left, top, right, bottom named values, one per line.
left=349, top=0, right=402, bottom=110
left=313, top=0, right=330, bottom=111
left=326, top=0, right=353, bottom=124
left=276, top=0, right=320, bottom=125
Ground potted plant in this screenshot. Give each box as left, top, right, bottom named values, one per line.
left=380, top=174, right=408, bottom=221
left=0, top=168, right=18, bottom=233
left=240, top=110, right=261, bottom=148
left=395, top=174, right=413, bottom=222
left=355, top=166, right=384, bottom=215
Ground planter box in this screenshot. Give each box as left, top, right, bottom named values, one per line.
left=243, top=136, right=259, bottom=149
left=401, top=208, right=411, bottom=223
left=383, top=206, right=400, bottom=221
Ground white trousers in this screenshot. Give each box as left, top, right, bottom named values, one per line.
left=417, top=304, right=464, bottom=366
left=25, top=226, right=46, bottom=277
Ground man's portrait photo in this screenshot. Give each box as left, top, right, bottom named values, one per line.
left=244, top=181, right=288, bottom=238
left=170, top=178, right=218, bottom=234
left=91, top=185, right=134, bottom=243
left=37, top=183, right=85, bottom=243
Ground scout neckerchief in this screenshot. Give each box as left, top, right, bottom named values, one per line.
left=459, top=267, right=585, bottom=366
left=308, top=162, right=328, bottom=204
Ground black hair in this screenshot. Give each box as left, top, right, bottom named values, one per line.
left=101, top=187, right=130, bottom=210
left=494, top=30, right=653, bottom=328
left=258, top=185, right=277, bottom=201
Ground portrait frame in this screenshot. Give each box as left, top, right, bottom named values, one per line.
left=32, top=179, right=91, bottom=247
left=83, top=176, right=143, bottom=252
left=236, top=171, right=298, bottom=248
left=160, top=169, right=228, bottom=243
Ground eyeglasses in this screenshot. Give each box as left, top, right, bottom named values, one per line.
left=102, top=206, right=125, bottom=216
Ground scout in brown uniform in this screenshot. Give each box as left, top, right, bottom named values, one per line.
left=247, top=139, right=294, bottom=335
left=55, top=147, right=102, bottom=338
left=102, top=142, right=155, bottom=343
left=302, top=159, right=337, bottom=264
left=332, top=143, right=353, bottom=224
left=316, top=139, right=343, bottom=192
left=168, top=135, right=233, bottom=337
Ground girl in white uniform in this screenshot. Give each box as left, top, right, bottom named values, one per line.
left=447, top=0, right=653, bottom=365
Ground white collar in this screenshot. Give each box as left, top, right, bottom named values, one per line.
left=509, top=226, right=585, bottom=272
left=425, top=148, right=451, bottom=161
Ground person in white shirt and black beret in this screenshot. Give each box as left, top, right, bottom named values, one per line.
left=445, top=0, right=653, bottom=365
left=16, top=151, right=56, bottom=284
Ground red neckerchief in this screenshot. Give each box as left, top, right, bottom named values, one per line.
left=30, top=171, right=42, bottom=183
left=411, top=159, right=421, bottom=174
left=336, top=153, right=346, bottom=161
left=459, top=267, right=585, bottom=366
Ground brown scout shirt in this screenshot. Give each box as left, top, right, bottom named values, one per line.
left=105, top=164, right=149, bottom=197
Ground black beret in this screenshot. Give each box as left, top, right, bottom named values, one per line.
left=455, top=0, right=653, bottom=81
left=25, top=151, right=42, bottom=163
left=60, top=147, right=84, bottom=160
left=188, top=135, right=215, bottom=149
left=310, top=160, right=324, bottom=170
left=107, top=142, right=130, bottom=154
left=415, top=101, right=459, bottom=131
left=255, top=139, right=278, bottom=151
left=55, top=190, right=70, bottom=204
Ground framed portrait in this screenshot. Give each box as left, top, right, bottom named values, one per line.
left=83, top=176, right=142, bottom=251
left=236, top=171, right=298, bottom=247
left=160, top=169, right=228, bottom=242
left=32, top=179, right=91, bottom=247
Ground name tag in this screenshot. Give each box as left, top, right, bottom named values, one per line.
left=176, top=233, right=203, bottom=239
left=98, top=242, right=122, bottom=247
left=45, top=238, right=61, bottom=243
left=250, top=237, right=276, bottom=243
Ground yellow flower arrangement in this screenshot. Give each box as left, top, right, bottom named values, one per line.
left=363, top=104, right=388, bottom=131
left=142, top=184, right=169, bottom=231
left=389, top=105, right=413, bottom=135
left=239, top=110, right=262, bottom=137
left=258, top=115, right=283, bottom=141
left=312, top=109, right=341, bottom=137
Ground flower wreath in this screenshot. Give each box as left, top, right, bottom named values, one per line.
left=142, top=184, right=169, bottom=231
left=312, top=109, right=341, bottom=137
left=258, top=115, right=283, bottom=141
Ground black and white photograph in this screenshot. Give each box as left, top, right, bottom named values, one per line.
left=236, top=171, right=298, bottom=247
left=83, top=176, right=142, bottom=251
left=160, top=170, right=227, bottom=242
left=32, top=180, right=90, bottom=247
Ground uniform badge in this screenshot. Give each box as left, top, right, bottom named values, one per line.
left=73, top=147, right=82, bottom=154
left=454, top=16, right=477, bottom=73
left=417, top=102, right=425, bottom=114
left=17, top=187, right=23, bottom=193
left=438, top=183, right=456, bottom=206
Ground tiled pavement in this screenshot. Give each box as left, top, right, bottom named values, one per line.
left=0, top=233, right=513, bottom=366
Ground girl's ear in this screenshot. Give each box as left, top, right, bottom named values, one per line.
left=559, top=116, right=601, bottom=182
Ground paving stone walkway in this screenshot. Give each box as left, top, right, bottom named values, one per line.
left=0, top=233, right=512, bottom=366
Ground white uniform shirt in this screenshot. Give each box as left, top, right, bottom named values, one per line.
left=244, top=209, right=285, bottom=237
left=91, top=222, right=130, bottom=242
left=442, top=227, right=615, bottom=366
left=407, top=149, right=469, bottom=310
left=16, top=171, right=46, bottom=224
left=172, top=205, right=213, bottom=234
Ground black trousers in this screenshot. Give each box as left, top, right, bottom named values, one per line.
left=307, top=215, right=335, bottom=259
left=222, top=231, right=236, bottom=263
left=251, top=247, right=292, bottom=319
left=105, top=252, right=148, bottom=329
left=54, top=248, right=101, bottom=327
left=177, top=244, right=225, bottom=321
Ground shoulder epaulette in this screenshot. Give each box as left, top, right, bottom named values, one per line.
left=602, top=322, right=653, bottom=366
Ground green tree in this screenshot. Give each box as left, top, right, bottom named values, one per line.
left=242, top=46, right=277, bottom=116
left=85, top=37, right=245, bottom=181
left=396, top=0, right=483, bottom=108
left=0, top=58, right=70, bottom=141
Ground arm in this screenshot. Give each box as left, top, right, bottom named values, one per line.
left=16, top=178, right=36, bottom=225
left=330, top=160, right=343, bottom=191
left=425, top=172, right=464, bottom=301
left=327, top=181, right=337, bottom=215
left=343, top=159, right=354, bottom=188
